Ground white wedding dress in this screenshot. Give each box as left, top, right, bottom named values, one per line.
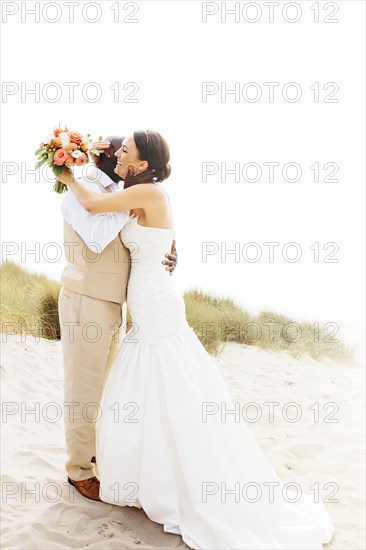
left=96, top=214, right=334, bottom=550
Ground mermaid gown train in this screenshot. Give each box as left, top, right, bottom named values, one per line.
left=96, top=214, right=334, bottom=550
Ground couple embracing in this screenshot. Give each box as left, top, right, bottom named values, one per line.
left=58, top=129, right=334, bottom=550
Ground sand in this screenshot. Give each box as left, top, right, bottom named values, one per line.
left=1, top=333, right=364, bottom=549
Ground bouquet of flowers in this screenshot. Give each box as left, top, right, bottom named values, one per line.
left=35, top=126, right=99, bottom=193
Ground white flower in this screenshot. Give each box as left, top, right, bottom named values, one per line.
left=42, top=134, right=53, bottom=145
left=71, top=149, right=83, bottom=159
left=82, top=136, right=91, bottom=149
left=59, top=132, right=70, bottom=148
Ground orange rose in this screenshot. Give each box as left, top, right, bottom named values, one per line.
left=69, top=132, right=83, bottom=145
left=54, top=148, right=70, bottom=166
left=75, top=153, right=88, bottom=166
left=52, top=137, right=62, bottom=148
left=54, top=128, right=66, bottom=137
left=67, top=142, right=78, bottom=151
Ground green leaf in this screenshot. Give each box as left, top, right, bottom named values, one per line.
left=35, top=157, right=48, bottom=169
left=52, top=165, right=66, bottom=176
left=35, top=147, right=44, bottom=155
left=48, top=152, right=54, bottom=163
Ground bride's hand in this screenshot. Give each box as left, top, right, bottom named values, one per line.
left=58, top=168, right=74, bottom=187
left=90, top=135, right=111, bottom=165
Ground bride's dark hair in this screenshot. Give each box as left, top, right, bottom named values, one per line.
left=124, top=130, right=171, bottom=189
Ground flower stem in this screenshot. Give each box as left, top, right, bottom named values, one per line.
left=53, top=180, right=68, bottom=194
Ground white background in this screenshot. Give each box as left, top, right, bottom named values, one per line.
left=1, top=0, right=365, bottom=360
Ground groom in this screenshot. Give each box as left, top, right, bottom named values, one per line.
left=58, top=136, right=177, bottom=501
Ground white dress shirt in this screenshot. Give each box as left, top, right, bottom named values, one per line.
left=61, top=164, right=130, bottom=252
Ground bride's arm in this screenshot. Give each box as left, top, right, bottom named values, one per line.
left=59, top=170, right=156, bottom=213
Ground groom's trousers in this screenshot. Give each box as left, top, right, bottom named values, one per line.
left=58, top=286, right=123, bottom=481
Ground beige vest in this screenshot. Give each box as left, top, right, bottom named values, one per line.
left=60, top=181, right=131, bottom=304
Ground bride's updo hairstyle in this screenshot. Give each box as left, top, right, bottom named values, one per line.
left=124, top=130, right=171, bottom=189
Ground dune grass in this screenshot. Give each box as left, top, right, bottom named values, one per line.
left=183, top=289, right=356, bottom=363
left=0, top=261, right=355, bottom=363
left=0, top=261, right=61, bottom=340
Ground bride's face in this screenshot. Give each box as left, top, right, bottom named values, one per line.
left=114, top=134, right=148, bottom=179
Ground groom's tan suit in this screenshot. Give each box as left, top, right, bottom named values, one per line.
left=58, top=180, right=131, bottom=481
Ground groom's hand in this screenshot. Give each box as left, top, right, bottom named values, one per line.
left=90, top=135, right=111, bottom=165
left=162, top=240, right=177, bottom=276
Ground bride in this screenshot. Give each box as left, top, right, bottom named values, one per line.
left=59, top=130, right=334, bottom=550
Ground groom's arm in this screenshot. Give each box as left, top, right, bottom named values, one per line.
left=61, top=181, right=129, bottom=252
left=163, top=239, right=177, bottom=275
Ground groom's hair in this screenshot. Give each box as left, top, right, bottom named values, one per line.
left=97, top=135, right=125, bottom=184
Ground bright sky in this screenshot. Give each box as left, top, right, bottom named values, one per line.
left=1, top=1, right=365, bottom=361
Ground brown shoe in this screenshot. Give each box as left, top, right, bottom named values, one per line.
left=68, top=476, right=101, bottom=501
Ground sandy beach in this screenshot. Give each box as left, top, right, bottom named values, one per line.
left=1, top=332, right=364, bottom=549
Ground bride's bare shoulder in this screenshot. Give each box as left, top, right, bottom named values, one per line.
left=155, top=182, right=170, bottom=199
left=132, top=183, right=170, bottom=206
left=140, top=182, right=171, bottom=203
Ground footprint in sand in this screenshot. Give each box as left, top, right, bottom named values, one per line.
left=97, top=523, right=114, bottom=538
